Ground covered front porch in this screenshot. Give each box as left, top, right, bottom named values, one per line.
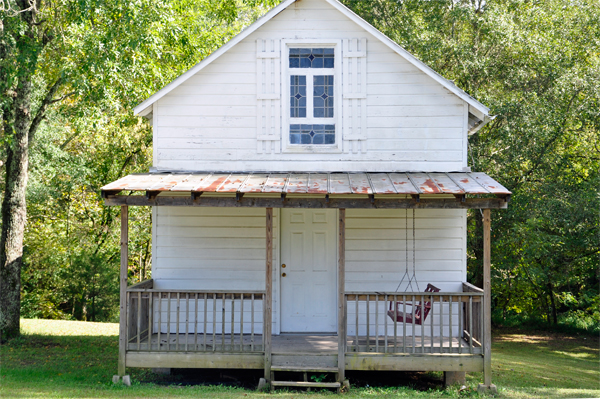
left=102, top=172, right=509, bottom=392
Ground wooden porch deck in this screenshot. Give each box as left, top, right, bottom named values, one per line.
left=127, top=333, right=481, bottom=355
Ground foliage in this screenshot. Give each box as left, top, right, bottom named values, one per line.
left=2, top=0, right=279, bottom=323
left=342, top=0, right=599, bottom=332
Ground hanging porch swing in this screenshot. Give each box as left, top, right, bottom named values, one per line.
left=387, top=208, right=440, bottom=325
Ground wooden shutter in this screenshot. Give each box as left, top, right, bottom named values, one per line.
left=256, top=39, right=281, bottom=154
left=342, top=38, right=367, bottom=153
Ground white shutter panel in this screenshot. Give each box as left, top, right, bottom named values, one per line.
left=256, top=39, right=281, bottom=154
left=342, top=38, right=367, bottom=153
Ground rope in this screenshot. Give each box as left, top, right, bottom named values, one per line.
left=394, top=208, right=419, bottom=292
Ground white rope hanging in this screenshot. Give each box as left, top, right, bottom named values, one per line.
left=394, top=208, right=420, bottom=292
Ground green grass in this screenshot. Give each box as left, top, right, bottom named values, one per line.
left=0, top=319, right=598, bottom=398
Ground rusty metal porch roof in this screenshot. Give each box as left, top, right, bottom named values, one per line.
left=101, top=172, right=510, bottom=197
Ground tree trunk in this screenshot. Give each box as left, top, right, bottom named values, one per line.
left=0, top=75, right=32, bottom=341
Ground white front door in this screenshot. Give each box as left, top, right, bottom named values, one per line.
left=280, top=209, right=337, bottom=333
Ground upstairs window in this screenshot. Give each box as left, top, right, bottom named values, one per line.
left=284, top=44, right=341, bottom=152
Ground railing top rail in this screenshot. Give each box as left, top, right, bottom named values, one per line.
left=462, top=282, right=484, bottom=293
left=126, top=288, right=266, bottom=296
left=127, top=278, right=154, bottom=290
left=345, top=291, right=484, bottom=296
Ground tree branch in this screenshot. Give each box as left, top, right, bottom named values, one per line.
left=28, top=76, right=63, bottom=146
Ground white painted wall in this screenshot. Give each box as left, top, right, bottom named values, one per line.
left=153, top=0, right=469, bottom=173
left=152, top=206, right=466, bottom=337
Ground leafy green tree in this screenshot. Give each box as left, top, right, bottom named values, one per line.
left=343, top=0, right=599, bottom=330
left=1, top=0, right=279, bottom=337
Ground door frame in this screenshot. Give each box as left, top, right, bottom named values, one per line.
left=275, top=208, right=339, bottom=335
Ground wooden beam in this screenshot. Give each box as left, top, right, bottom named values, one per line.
left=103, top=196, right=509, bottom=210
left=118, top=206, right=129, bottom=376
left=264, top=208, right=273, bottom=382
left=126, top=352, right=264, bottom=369
left=338, top=209, right=346, bottom=385
left=482, top=209, right=492, bottom=387
left=345, top=353, right=484, bottom=372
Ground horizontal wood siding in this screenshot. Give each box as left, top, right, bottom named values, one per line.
left=152, top=207, right=279, bottom=332
left=152, top=207, right=466, bottom=337
left=153, top=0, right=467, bottom=172
left=345, top=209, right=466, bottom=337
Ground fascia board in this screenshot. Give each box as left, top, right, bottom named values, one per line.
left=133, top=0, right=297, bottom=116
left=324, top=0, right=490, bottom=116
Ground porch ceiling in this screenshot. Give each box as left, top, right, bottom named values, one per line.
left=101, top=172, right=510, bottom=209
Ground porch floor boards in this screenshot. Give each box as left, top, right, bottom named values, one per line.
left=127, top=333, right=481, bottom=354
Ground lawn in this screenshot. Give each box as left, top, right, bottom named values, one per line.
left=0, top=319, right=598, bottom=399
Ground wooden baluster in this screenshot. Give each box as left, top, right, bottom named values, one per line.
left=439, top=294, right=444, bottom=354
left=366, top=294, right=370, bottom=352
left=176, top=293, right=180, bottom=351
left=158, top=293, right=162, bottom=352
left=166, top=293, right=171, bottom=351
left=194, top=293, right=199, bottom=351
left=137, top=292, right=142, bottom=351
left=221, top=294, right=226, bottom=350
left=430, top=295, right=434, bottom=354
left=421, top=294, right=425, bottom=354
left=384, top=294, right=388, bottom=353
left=148, top=293, right=153, bottom=351
left=411, top=294, right=416, bottom=354
left=185, top=293, right=190, bottom=352
left=212, top=293, right=217, bottom=352
left=240, top=293, right=244, bottom=352
left=469, top=296, right=473, bottom=354
left=402, top=295, right=406, bottom=353
left=449, top=294, right=453, bottom=353
left=394, top=295, right=398, bottom=353
left=458, top=295, right=463, bottom=354
left=355, top=295, right=359, bottom=352
left=375, top=294, right=379, bottom=352
left=251, top=294, right=255, bottom=352
left=231, top=293, right=235, bottom=351
left=203, top=293, right=207, bottom=351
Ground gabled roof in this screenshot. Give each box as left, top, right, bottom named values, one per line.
left=134, top=0, right=490, bottom=119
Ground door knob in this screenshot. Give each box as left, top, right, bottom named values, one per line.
left=282, top=272, right=287, bottom=277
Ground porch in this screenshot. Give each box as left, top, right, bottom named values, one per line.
left=103, top=172, right=508, bottom=391
left=123, top=281, right=485, bottom=375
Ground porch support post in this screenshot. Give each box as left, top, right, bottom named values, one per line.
left=478, top=209, right=497, bottom=393
left=117, top=206, right=129, bottom=380
left=337, top=209, right=346, bottom=388
left=264, top=208, right=273, bottom=383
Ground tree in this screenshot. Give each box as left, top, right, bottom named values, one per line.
left=1, top=0, right=279, bottom=338
left=343, top=0, right=600, bottom=330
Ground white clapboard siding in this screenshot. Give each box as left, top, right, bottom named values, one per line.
left=152, top=207, right=466, bottom=336
left=345, top=209, right=466, bottom=337
left=152, top=207, right=280, bottom=332
left=153, top=0, right=469, bottom=172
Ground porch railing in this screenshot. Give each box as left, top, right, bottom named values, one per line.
left=126, top=279, right=265, bottom=353
left=344, top=282, right=484, bottom=355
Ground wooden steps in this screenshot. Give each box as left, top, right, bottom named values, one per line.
left=270, top=365, right=342, bottom=391
left=272, top=381, right=341, bottom=389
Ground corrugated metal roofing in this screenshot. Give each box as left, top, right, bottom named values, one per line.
left=102, top=172, right=511, bottom=197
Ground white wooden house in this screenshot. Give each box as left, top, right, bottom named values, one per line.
left=101, top=0, right=508, bottom=392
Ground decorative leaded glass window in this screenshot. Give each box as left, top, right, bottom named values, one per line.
left=288, top=47, right=336, bottom=146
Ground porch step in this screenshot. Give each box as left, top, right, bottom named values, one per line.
left=271, top=381, right=341, bottom=389
left=271, top=366, right=338, bottom=373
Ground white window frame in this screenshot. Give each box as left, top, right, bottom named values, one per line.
left=281, top=39, right=343, bottom=153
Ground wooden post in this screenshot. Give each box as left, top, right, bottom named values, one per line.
left=264, top=208, right=273, bottom=382
left=338, top=209, right=346, bottom=387
left=478, top=209, right=497, bottom=393
left=118, top=206, right=129, bottom=378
